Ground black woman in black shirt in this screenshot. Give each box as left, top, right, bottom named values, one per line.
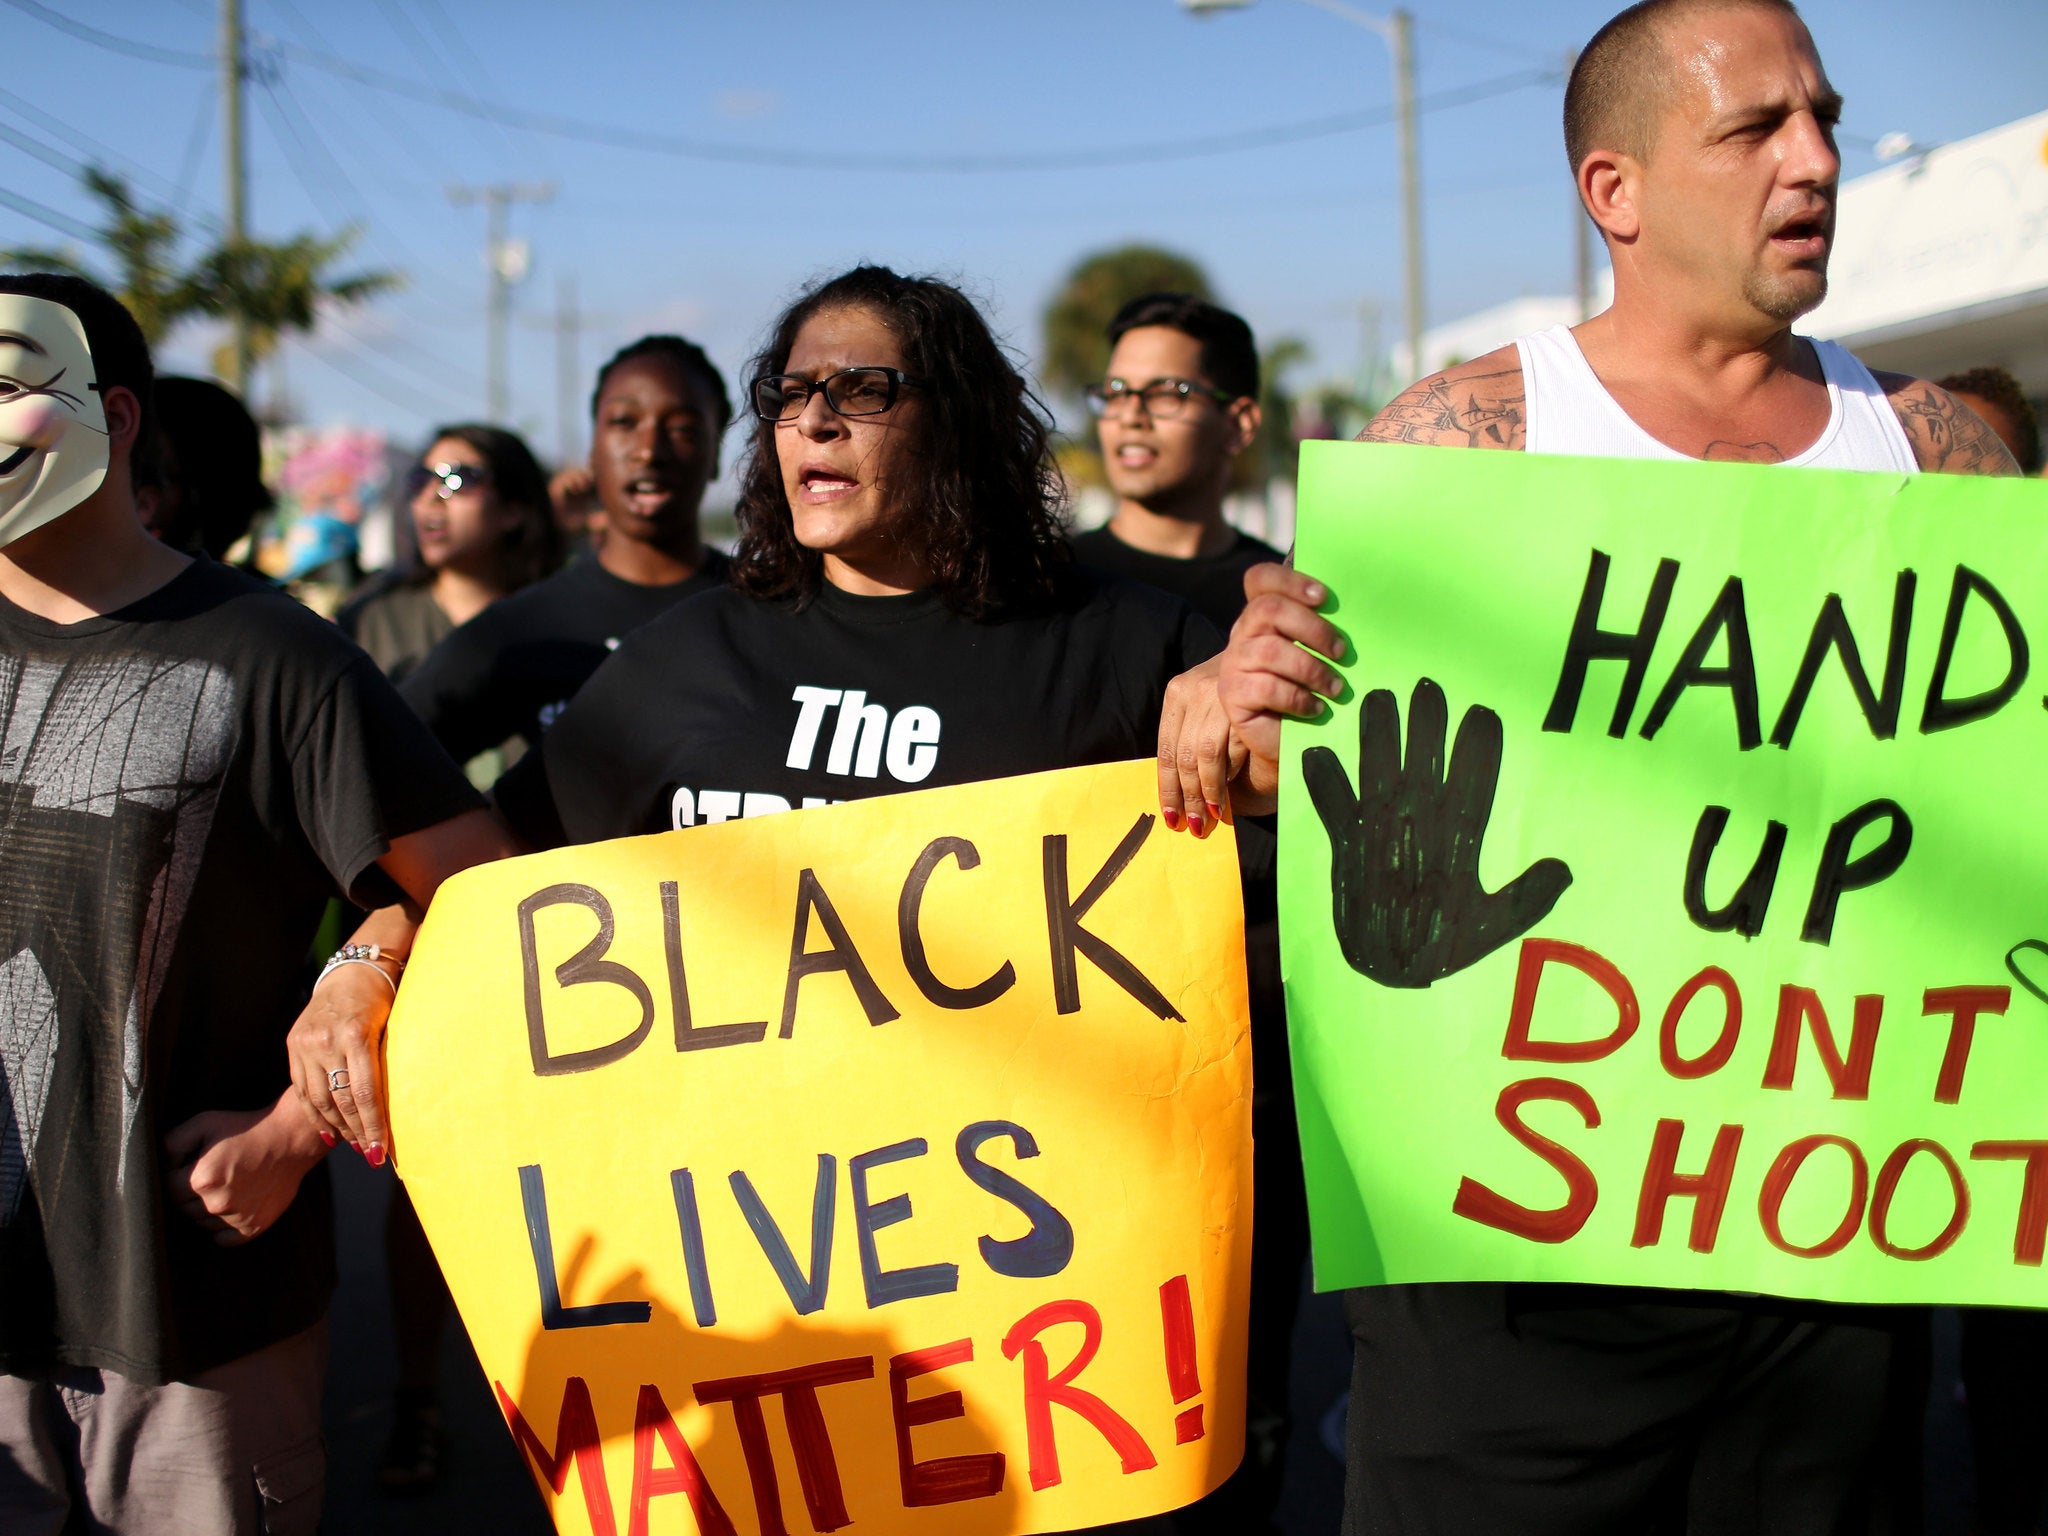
left=398, top=336, right=734, bottom=762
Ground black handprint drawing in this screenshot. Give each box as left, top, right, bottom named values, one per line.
left=1303, top=677, right=1571, bottom=988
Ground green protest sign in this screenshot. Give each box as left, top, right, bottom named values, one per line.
left=1281, top=440, right=2048, bottom=1306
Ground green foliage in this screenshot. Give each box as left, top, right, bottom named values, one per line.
left=0, top=168, right=400, bottom=383
left=1, top=170, right=202, bottom=344
left=1039, top=244, right=1212, bottom=404
left=187, top=229, right=401, bottom=373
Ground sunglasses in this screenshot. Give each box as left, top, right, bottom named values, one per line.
left=406, top=461, right=490, bottom=499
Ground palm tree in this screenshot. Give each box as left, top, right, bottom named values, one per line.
left=1, top=169, right=204, bottom=344
left=2, top=167, right=399, bottom=394
left=1039, top=245, right=1213, bottom=405
left=186, top=230, right=399, bottom=379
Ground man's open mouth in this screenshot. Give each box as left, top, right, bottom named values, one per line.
left=0, top=444, right=32, bottom=476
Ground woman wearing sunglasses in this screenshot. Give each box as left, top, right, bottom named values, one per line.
left=493, top=262, right=1216, bottom=852
left=339, top=424, right=562, bottom=686
left=334, top=421, right=560, bottom=1493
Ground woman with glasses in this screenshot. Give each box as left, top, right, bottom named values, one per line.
left=493, top=262, right=1217, bottom=854
left=339, top=424, right=562, bottom=686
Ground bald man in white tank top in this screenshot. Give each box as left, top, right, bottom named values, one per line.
left=1188, top=2, right=2018, bottom=1533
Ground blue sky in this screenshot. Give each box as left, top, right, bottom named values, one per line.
left=6, top=0, right=2046, bottom=468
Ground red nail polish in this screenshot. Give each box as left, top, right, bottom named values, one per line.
left=1205, top=801, right=1223, bottom=822
left=1187, top=812, right=1204, bottom=835
left=364, top=1144, right=386, bottom=1169
left=1162, top=807, right=1182, bottom=831
left=318, top=1130, right=336, bottom=1148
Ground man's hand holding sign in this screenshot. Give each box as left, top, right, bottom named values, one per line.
left=384, top=760, right=1251, bottom=1536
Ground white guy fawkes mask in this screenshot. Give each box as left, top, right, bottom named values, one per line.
left=0, top=292, right=111, bottom=549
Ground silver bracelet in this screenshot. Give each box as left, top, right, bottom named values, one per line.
left=318, top=944, right=405, bottom=994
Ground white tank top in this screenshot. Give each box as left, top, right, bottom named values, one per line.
left=1515, top=323, right=1917, bottom=473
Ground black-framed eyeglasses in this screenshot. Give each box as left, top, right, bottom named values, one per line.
left=405, top=461, right=490, bottom=499
left=751, top=366, right=920, bottom=423
left=1084, top=377, right=1236, bottom=420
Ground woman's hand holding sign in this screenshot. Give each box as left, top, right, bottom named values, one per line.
left=1304, top=678, right=1572, bottom=988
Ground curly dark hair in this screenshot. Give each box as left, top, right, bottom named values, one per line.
left=731, top=265, right=1069, bottom=617
left=409, top=423, right=563, bottom=591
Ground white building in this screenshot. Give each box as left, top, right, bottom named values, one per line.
left=1806, top=109, right=2048, bottom=394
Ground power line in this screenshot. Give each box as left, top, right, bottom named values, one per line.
left=0, top=115, right=93, bottom=183
left=417, top=0, right=543, bottom=172
left=254, top=73, right=426, bottom=271
left=262, top=0, right=461, bottom=187
left=367, top=0, right=512, bottom=169
left=9, top=0, right=1558, bottom=175
left=273, top=41, right=1557, bottom=172
left=1415, top=16, right=1563, bottom=66
left=0, top=85, right=226, bottom=235
left=290, top=327, right=470, bottom=423
left=345, top=316, right=487, bottom=402
left=0, top=0, right=212, bottom=68
left=0, top=185, right=100, bottom=244
left=171, top=86, right=216, bottom=218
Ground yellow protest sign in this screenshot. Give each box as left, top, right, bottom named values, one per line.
left=386, top=760, right=1252, bottom=1535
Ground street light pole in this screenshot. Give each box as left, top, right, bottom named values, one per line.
left=1180, top=0, right=1424, bottom=379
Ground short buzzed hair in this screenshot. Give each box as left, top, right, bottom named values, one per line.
left=1564, top=0, right=1802, bottom=175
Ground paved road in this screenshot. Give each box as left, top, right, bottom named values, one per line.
left=318, top=1149, right=1987, bottom=1534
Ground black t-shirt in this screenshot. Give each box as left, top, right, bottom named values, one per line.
left=0, top=560, right=483, bottom=1383
left=495, top=571, right=1218, bottom=849
left=1071, top=524, right=1282, bottom=921
left=399, top=550, right=730, bottom=762
left=1068, top=524, right=1283, bottom=638
left=336, top=576, right=452, bottom=685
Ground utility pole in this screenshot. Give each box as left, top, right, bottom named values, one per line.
left=219, top=0, right=250, bottom=394
left=1568, top=48, right=1594, bottom=321
left=1575, top=200, right=1595, bottom=322
left=555, top=273, right=580, bottom=465
left=1180, top=0, right=1423, bottom=380
left=447, top=181, right=554, bottom=422
left=1390, top=7, right=1422, bottom=380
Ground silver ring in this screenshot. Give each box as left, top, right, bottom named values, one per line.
left=327, top=1068, right=351, bottom=1092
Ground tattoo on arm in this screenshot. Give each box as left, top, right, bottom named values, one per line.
left=1886, top=379, right=2021, bottom=476
left=1362, top=368, right=1526, bottom=449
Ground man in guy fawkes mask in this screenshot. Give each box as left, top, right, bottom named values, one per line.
left=0, top=287, right=111, bottom=545
left=0, top=275, right=515, bottom=1535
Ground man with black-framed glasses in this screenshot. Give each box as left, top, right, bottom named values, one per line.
left=1075, top=294, right=1278, bottom=641
left=1073, top=292, right=1301, bottom=1536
